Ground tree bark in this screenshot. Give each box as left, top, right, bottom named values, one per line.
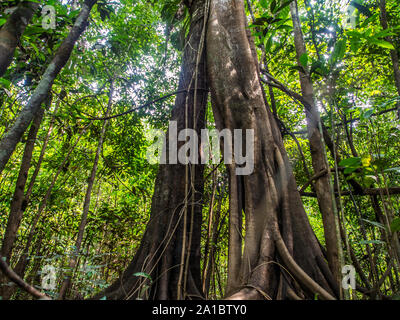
left=0, top=0, right=97, bottom=175
left=201, top=170, right=217, bottom=294
left=92, top=0, right=208, bottom=300
left=0, top=253, right=50, bottom=300
left=0, top=97, right=60, bottom=298
left=24, top=95, right=61, bottom=203
left=203, top=192, right=222, bottom=297
left=226, top=168, right=243, bottom=293
left=0, top=1, right=40, bottom=77
left=0, top=96, right=46, bottom=299
left=0, top=96, right=47, bottom=263
left=206, top=0, right=337, bottom=300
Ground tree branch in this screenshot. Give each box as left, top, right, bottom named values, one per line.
left=0, top=256, right=51, bottom=300
left=301, top=187, right=400, bottom=197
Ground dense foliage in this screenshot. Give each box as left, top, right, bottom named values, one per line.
left=0, top=0, right=399, bottom=300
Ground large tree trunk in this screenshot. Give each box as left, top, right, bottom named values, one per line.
left=93, top=0, right=339, bottom=301
left=0, top=1, right=40, bottom=77
left=206, top=0, right=338, bottom=300
left=93, top=0, right=208, bottom=300
left=0, top=0, right=97, bottom=175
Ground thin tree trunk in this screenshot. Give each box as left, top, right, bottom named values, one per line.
left=58, top=80, right=114, bottom=299
left=226, top=168, right=243, bottom=293
left=0, top=0, right=97, bottom=174
left=24, top=97, right=60, bottom=202
left=289, top=0, right=341, bottom=288
left=201, top=170, right=217, bottom=291
left=1, top=96, right=48, bottom=263
left=0, top=1, right=40, bottom=77
left=203, top=193, right=222, bottom=297
left=0, top=99, right=46, bottom=299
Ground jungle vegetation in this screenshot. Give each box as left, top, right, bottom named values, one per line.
left=0, top=0, right=400, bottom=300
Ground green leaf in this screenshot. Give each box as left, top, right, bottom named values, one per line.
left=277, top=4, right=291, bottom=19
left=133, top=272, right=152, bottom=282
left=331, top=39, right=347, bottom=64
left=260, top=0, right=269, bottom=9
left=299, top=53, right=308, bottom=67
left=0, top=78, right=11, bottom=89
left=370, top=39, right=395, bottom=50
left=363, top=175, right=377, bottom=188
left=339, top=157, right=361, bottom=167
left=274, top=0, right=294, bottom=14
left=384, top=167, right=400, bottom=173
left=361, top=108, right=374, bottom=120
left=24, top=26, right=47, bottom=36
left=360, top=13, right=378, bottom=28
left=376, top=96, right=400, bottom=108
left=253, top=17, right=273, bottom=26
left=30, top=42, right=39, bottom=56
left=310, top=60, right=328, bottom=76
left=277, top=24, right=292, bottom=31
left=264, top=33, right=274, bottom=52
left=362, top=219, right=385, bottom=230
left=347, top=30, right=363, bottom=40
left=270, top=0, right=277, bottom=13
left=349, top=38, right=361, bottom=53
left=344, top=166, right=358, bottom=174
left=390, top=218, right=400, bottom=233
left=372, top=29, right=396, bottom=39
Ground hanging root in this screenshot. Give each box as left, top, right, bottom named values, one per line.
left=273, top=146, right=336, bottom=300
left=273, top=234, right=336, bottom=300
